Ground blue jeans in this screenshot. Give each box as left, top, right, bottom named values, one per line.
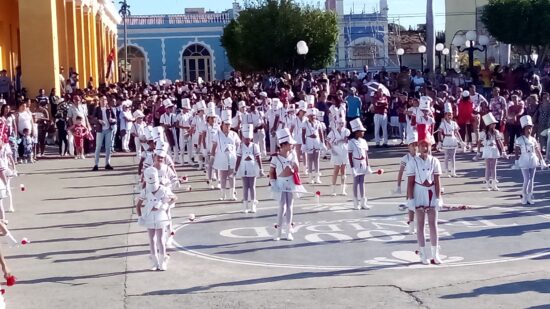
left=94, top=128, right=113, bottom=166
left=111, top=124, right=118, bottom=151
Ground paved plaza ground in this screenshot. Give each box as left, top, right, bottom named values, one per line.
left=3, top=144, right=550, bottom=308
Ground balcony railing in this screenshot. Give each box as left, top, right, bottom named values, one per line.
left=125, top=13, right=232, bottom=25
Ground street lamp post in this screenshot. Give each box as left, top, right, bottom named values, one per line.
left=397, top=48, right=405, bottom=67
left=119, top=0, right=131, bottom=81
left=418, top=45, right=426, bottom=71
left=442, top=48, right=450, bottom=71
left=455, top=31, right=489, bottom=72
left=435, top=43, right=444, bottom=72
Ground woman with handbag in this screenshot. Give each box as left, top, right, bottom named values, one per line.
left=270, top=128, right=307, bottom=241
left=327, top=118, right=350, bottom=196
left=347, top=118, right=371, bottom=210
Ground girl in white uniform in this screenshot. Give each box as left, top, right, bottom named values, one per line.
left=405, top=134, right=443, bottom=265
left=176, top=99, right=193, bottom=165
left=0, top=139, right=14, bottom=220
left=204, top=107, right=220, bottom=189
left=514, top=115, right=548, bottom=205
left=136, top=167, right=177, bottom=271
left=347, top=118, right=371, bottom=210
left=292, top=102, right=307, bottom=174
left=212, top=110, right=241, bottom=200
left=270, top=128, right=307, bottom=241
left=437, top=103, right=462, bottom=177
left=190, top=101, right=207, bottom=169
left=302, top=108, right=324, bottom=184
left=235, top=124, right=263, bottom=213
left=394, top=134, right=418, bottom=234
left=327, top=118, right=350, bottom=196
left=477, top=113, right=505, bottom=191
left=138, top=127, right=155, bottom=176
left=130, top=110, right=146, bottom=159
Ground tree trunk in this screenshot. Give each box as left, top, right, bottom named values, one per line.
left=426, top=0, right=435, bottom=73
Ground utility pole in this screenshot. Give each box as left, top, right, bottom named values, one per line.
left=426, top=0, right=435, bottom=73
left=119, top=0, right=130, bottom=81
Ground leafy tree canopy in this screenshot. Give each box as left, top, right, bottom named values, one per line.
left=220, top=0, right=339, bottom=73
left=481, top=0, right=550, bottom=62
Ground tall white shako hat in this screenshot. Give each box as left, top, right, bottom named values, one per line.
left=287, top=104, right=296, bottom=113
left=350, top=118, right=366, bottom=132
left=276, top=128, right=296, bottom=145
left=419, top=96, right=432, bottom=110
left=133, top=110, right=145, bottom=119
left=155, top=139, right=169, bottom=154
left=144, top=126, right=154, bottom=141
left=223, top=97, right=233, bottom=108
left=143, top=166, right=160, bottom=191
left=305, top=94, right=315, bottom=106
left=297, top=100, right=307, bottom=112
left=306, top=107, right=319, bottom=117
left=520, top=115, right=533, bottom=128
left=163, top=98, right=174, bottom=108
left=271, top=98, right=282, bottom=109
left=151, top=126, right=165, bottom=142
left=221, top=109, right=232, bottom=124
left=195, top=100, right=207, bottom=111
left=238, top=100, right=247, bottom=109
left=482, top=113, right=498, bottom=126
left=241, top=124, right=253, bottom=139
left=444, top=103, right=453, bottom=114
left=206, top=106, right=217, bottom=118
left=406, top=131, right=419, bottom=145
left=181, top=98, right=191, bottom=109
left=317, top=110, right=325, bottom=118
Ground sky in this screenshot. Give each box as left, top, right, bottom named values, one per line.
left=127, top=0, right=446, bottom=30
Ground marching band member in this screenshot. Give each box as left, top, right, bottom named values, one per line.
left=270, top=128, right=307, bottom=241
left=177, top=98, right=193, bottom=165
left=232, top=101, right=246, bottom=134
left=160, top=99, right=179, bottom=163
left=514, top=115, right=548, bottom=205
left=130, top=110, right=146, bottom=159
left=247, top=103, right=267, bottom=159
left=395, top=133, right=418, bottom=234
left=235, top=124, right=263, bottom=213
left=190, top=101, right=207, bottom=170
left=0, top=138, right=14, bottom=220
left=327, top=118, right=350, bottom=196
left=302, top=108, right=324, bottom=184
left=405, top=133, right=443, bottom=265
left=212, top=110, right=241, bottom=200
left=348, top=118, right=371, bottom=210
left=416, top=96, right=435, bottom=146
left=136, top=167, right=177, bottom=271
left=477, top=113, right=505, bottom=191
left=138, top=127, right=155, bottom=176
left=204, top=106, right=220, bottom=189
left=266, top=98, right=282, bottom=155
left=437, top=103, right=462, bottom=177
left=293, top=101, right=308, bottom=174
left=329, top=98, right=346, bottom=132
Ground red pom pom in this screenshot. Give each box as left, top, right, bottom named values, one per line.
left=170, top=231, right=175, bottom=236
left=181, top=176, right=188, bottom=182
left=21, top=238, right=29, bottom=245
left=315, top=191, right=321, bottom=196
left=377, top=169, right=384, bottom=175
left=0, top=289, right=4, bottom=295
left=6, top=275, right=16, bottom=286
left=20, top=184, right=25, bottom=192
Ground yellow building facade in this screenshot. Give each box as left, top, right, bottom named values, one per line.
left=445, top=0, right=489, bottom=47
left=0, top=0, right=120, bottom=98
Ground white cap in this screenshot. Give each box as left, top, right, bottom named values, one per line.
left=163, top=99, right=174, bottom=108
left=271, top=98, right=282, bottom=109
left=133, top=110, right=145, bottom=119
left=223, top=97, right=233, bottom=108
left=306, top=108, right=319, bottom=117
left=276, top=128, right=296, bottom=145
left=206, top=106, right=217, bottom=118
left=305, top=95, right=315, bottom=105
left=482, top=113, right=498, bottom=126
left=297, top=100, right=307, bottom=112
left=444, top=103, right=453, bottom=114
left=462, top=90, right=470, bottom=97
left=221, top=109, right=232, bottom=124
left=419, top=96, right=432, bottom=110
left=241, top=124, right=253, bottom=139
left=195, top=101, right=206, bottom=111
left=181, top=98, right=191, bottom=109
left=520, top=115, right=533, bottom=128
left=151, top=126, right=165, bottom=142
left=259, top=91, right=268, bottom=98
left=144, top=126, right=154, bottom=141
left=406, top=131, right=419, bottom=145
left=207, top=101, right=216, bottom=109
left=143, top=166, right=160, bottom=192
left=350, top=118, right=366, bottom=132
left=238, top=101, right=247, bottom=109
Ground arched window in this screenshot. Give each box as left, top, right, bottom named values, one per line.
left=182, top=44, right=212, bottom=82
left=118, top=46, right=147, bottom=82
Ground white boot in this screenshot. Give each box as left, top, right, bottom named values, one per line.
left=407, top=221, right=416, bottom=234
left=431, top=246, right=442, bottom=264
left=159, top=254, right=168, bottom=271
left=243, top=200, right=249, bottom=213
left=485, top=180, right=491, bottom=191
left=361, top=197, right=371, bottom=210
left=149, top=254, right=159, bottom=271
left=230, top=189, right=238, bottom=201
left=251, top=200, right=257, bottom=213
left=451, top=169, right=458, bottom=177
left=166, top=235, right=175, bottom=249
left=340, top=184, right=347, bottom=196
left=521, top=193, right=528, bottom=205
left=273, top=227, right=282, bottom=241
left=491, top=179, right=500, bottom=191
left=286, top=230, right=294, bottom=241
left=219, top=189, right=226, bottom=201
left=527, top=193, right=535, bottom=205
left=330, top=185, right=337, bottom=196
left=418, top=247, right=430, bottom=265
left=309, top=174, right=314, bottom=184
left=353, top=198, right=360, bottom=210
left=315, top=173, right=322, bottom=184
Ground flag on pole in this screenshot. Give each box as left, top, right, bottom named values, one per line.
left=106, top=48, right=115, bottom=81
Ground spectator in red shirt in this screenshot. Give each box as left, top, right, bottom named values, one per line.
left=372, top=87, right=389, bottom=147
left=457, top=91, right=474, bottom=150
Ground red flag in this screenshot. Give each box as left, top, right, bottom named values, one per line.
left=106, top=48, right=115, bottom=80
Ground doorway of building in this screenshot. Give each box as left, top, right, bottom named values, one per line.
left=118, top=46, right=146, bottom=82
left=182, top=44, right=211, bottom=82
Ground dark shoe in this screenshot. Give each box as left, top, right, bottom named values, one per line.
left=105, top=165, right=114, bottom=170
left=92, top=165, right=99, bottom=171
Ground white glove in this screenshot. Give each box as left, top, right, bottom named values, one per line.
left=367, top=166, right=374, bottom=174
left=4, top=233, right=18, bottom=247
left=433, top=197, right=443, bottom=208
left=501, top=153, right=509, bottom=159
left=137, top=216, right=145, bottom=226
left=541, top=160, right=548, bottom=170
left=406, top=199, right=415, bottom=209
left=269, top=180, right=279, bottom=192
left=172, top=179, right=181, bottom=189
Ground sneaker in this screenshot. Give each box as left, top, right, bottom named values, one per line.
left=105, top=165, right=114, bottom=170
left=92, top=165, right=99, bottom=171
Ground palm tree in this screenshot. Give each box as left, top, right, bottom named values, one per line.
left=119, top=1, right=131, bottom=81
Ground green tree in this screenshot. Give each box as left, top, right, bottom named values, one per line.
left=481, top=0, right=550, bottom=65
left=220, top=0, right=338, bottom=72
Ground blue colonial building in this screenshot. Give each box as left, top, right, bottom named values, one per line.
left=117, top=1, right=390, bottom=83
